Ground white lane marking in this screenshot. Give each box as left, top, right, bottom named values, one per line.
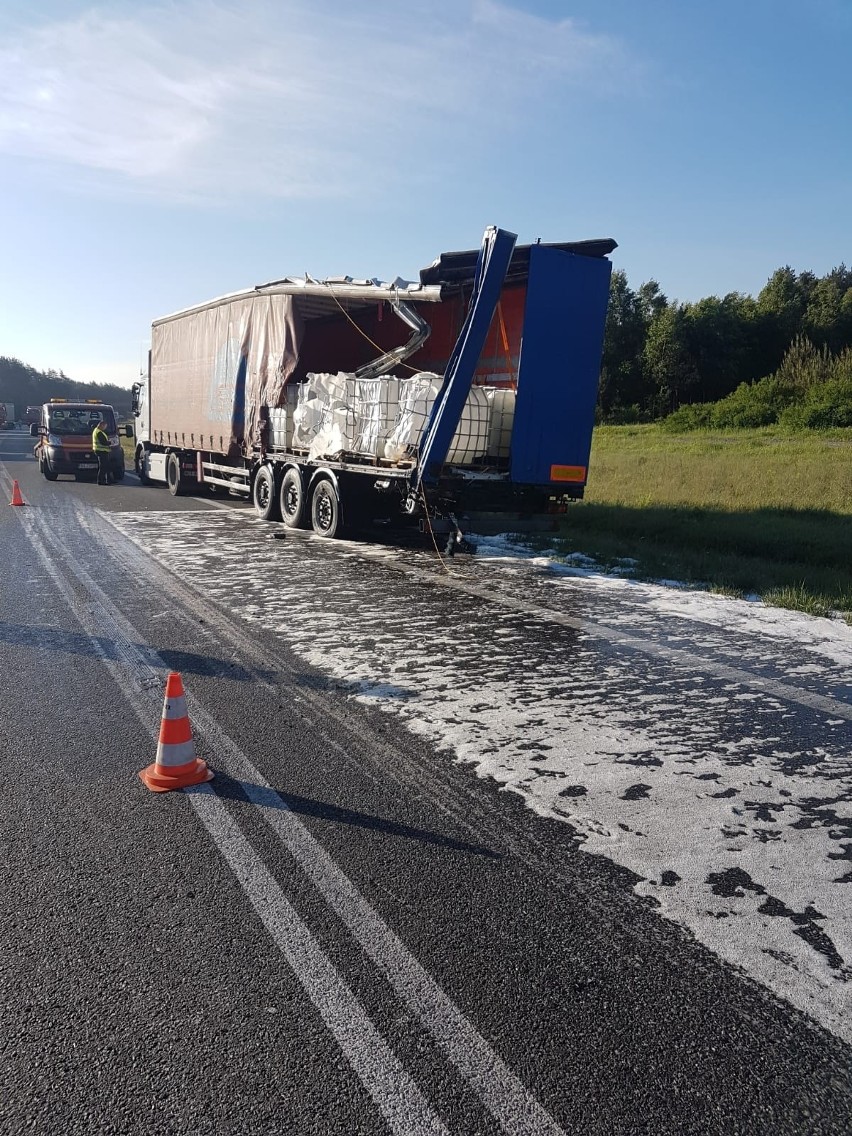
left=101, top=507, right=852, bottom=1044
left=205, top=771, right=567, bottom=1136
left=20, top=511, right=450, bottom=1136
left=188, top=784, right=450, bottom=1136
left=0, top=461, right=21, bottom=497
left=25, top=505, right=569, bottom=1136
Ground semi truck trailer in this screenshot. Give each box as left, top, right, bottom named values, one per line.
left=131, top=225, right=614, bottom=539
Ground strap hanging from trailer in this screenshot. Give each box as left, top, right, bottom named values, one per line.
left=496, top=302, right=517, bottom=390
left=414, top=226, right=517, bottom=487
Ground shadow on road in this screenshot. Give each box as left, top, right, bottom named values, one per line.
left=0, top=620, right=272, bottom=682
left=210, top=773, right=501, bottom=859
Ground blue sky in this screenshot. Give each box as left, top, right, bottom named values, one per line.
left=1, top=0, right=849, bottom=388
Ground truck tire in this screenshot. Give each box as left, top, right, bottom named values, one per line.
left=252, top=465, right=280, bottom=521
left=135, top=447, right=152, bottom=485
left=42, top=457, right=58, bottom=481
left=279, top=467, right=306, bottom=528
left=310, top=478, right=342, bottom=538
left=166, top=451, right=183, bottom=496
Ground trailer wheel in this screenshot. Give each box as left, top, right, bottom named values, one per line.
left=279, top=467, right=306, bottom=528
left=166, top=451, right=183, bottom=496
left=310, top=479, right=342, bottom=538
left=253, top=465, right=280, bottom=521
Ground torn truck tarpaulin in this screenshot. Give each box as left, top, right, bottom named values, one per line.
left=151, top=293, right=303, bottom=455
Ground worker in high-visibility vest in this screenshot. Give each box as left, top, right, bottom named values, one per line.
left=92, top=419, right=112, bottom=485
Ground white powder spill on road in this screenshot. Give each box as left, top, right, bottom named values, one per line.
left=472, top=534, right=852, bottom=671
left=109, top=511, right=852, bottom=1042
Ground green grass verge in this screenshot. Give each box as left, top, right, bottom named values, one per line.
left=536, top=425, right=852, bottom=621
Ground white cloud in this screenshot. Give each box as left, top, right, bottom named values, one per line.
left=471, top=0, right=631, bottom=83
left=0, top=1, right=640, bottom=202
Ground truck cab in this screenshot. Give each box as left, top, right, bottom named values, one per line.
left=31, top=399, right=130, bottom=482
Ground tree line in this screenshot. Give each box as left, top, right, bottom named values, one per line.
left=600, top=263, right=852, bottom=423
left=5, top=260, right=852, bottom=433
left=0, top=357, right=133, bottom=418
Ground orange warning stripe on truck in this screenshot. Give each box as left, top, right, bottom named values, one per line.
left=549, top=464, right=587, bottom=483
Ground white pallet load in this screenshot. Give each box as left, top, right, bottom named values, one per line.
left=384, top=373, right=491, bottom=465
left=352, top=376, right=400, bottom=457
left=269, top=384, right=299, bottom=450
left=484, top=387, right=516, bottom=459
left=451, top=385, right=490, bottom=463
left=291, top=372, right=359, bottom=459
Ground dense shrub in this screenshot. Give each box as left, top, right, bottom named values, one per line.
left=709, top=376, right=796, bottom=428
left=660, top=403, right=714, bottom=431
left=780, top=378, right=852, bottom=429
left=660, top=339, right=852, bottom=431
left=599, top=403, right=648, bottom=425
left=775, top=336, right=834, bottom=388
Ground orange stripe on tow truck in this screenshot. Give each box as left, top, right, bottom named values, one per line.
left=549, top=464, right=587, bottom=483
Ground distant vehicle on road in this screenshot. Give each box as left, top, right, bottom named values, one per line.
left=0, top=402, right=15, bottom=430
left=30, top=399, right=132, bottom=481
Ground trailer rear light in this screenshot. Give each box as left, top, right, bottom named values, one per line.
left=549, top=464, right=586, bottom=483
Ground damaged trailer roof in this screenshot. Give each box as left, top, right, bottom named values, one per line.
left=153, top=276, right=447, bottom=328
left=153, top=235, right=618, bottom=328
left=419, top=238, right=618, bottom=285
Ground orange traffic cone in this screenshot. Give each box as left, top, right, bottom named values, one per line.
left=139, top=672, right=214, bottom=792
left=9, top=480, right=25, bottom=507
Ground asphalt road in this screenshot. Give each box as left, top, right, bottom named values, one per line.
left=1, top=430, right=850, bottom=1135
